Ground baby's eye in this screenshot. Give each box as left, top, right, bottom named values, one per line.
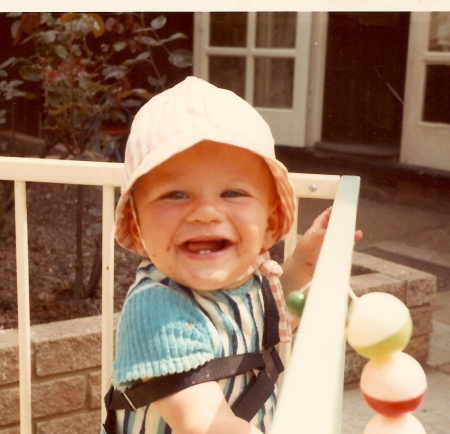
left=161, top=191, right=188, bottom=200
left=221, top=189, right=247, bottom=198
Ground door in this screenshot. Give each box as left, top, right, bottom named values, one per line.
left=193, top=12, right=312, bottom=147
left=401, top=12, right=450, bottom=171
left=319, top=13, right=410, bottom=157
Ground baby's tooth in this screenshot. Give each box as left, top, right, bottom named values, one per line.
left=199, top=250, right=212, bottom=254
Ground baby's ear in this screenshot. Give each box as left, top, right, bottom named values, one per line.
left=128, top=206, right=147, bottom=256
left=262, top=199, right=283, bottom=250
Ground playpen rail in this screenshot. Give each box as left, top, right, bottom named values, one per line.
left=0, top=156, right=359, bottom=433
left=274, top=175, right=360, bottom=434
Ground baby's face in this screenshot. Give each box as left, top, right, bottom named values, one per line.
left=131, top=140, right=280, bottom=291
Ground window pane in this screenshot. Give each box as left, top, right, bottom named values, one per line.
left=254, top=57, right=294, bottom=108
left=209, top=56, right=246, bottom=99
left=210, top=13, right=247, bottom=47
left=256, top=12, right=297, bottom=48
left=429, top=12, right=450, bottom=51
left=423, top=64, right=450, bottom=123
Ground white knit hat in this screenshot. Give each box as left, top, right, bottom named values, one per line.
left=115, top=76, right=295, bottom=254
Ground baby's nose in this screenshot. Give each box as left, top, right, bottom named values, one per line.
left=185, top=199, right=225, bottom=223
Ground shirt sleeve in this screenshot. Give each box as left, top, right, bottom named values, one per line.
left=112, top=283, right=214, bottom=389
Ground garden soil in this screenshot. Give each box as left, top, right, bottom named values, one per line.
left=0, top=181, right=141, bottom=330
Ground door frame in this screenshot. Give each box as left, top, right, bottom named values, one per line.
left=400, top=12, right=450, bottom=171
left=193, top=12, right=315, bottom=148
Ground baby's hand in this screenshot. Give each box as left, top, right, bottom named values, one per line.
left=281, top=207, right=362, bottom=327
left=287, top=207, right=362, bottom=286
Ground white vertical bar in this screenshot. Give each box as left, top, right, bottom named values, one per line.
left=15, top=180, right=32, bottom=434
left=305, top=12, right=329, bottom=147
left=193, top=12, right=209, bottom=79
left=272, top=176, right=360, bottom=434
left=101, top=185, right=116, bottom=422
left=246, top=12, right=256, bottom=104
left=283, top=195, right=299, bottom=259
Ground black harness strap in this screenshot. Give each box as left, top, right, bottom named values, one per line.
left=105, top=352, right=267, bottom=412
left=103, top=278, right=283, bottom=432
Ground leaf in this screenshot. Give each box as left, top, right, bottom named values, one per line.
left=133, top=27, right=154, bottom=33
left=1, top=81, right=26, bottom=100
left=135, top=35, right=159, bottom=46
left=135, top=51, right=150, bottom=60
left=147, top=76, right=158, bottom=86
left=0, top=57, right=15, bottom=70
left=40, top=30, right=57, bottom=44
left=113, top=41, right=127, bottom=52
left=151, top=15, right=167, bottom=30
left=105, top=17, right=124, bottom=34
left=72, top=44, right=82, bottom=56
left=19, top=65, right=41, bottom=82
left=168, top=49, right=193, bottom=68
left=11, top=20, right=21, bottom=43
left=9, top=80, right=23, bottom=87
left=54, top=44, right=69, bottom=60
left=160, top=32, right=188, bottom=44
left=105, top=17, right=118, bottom=32
left=60, top=13, right=79, bottom=23
left=74, top=17, right=92, bottom=36
left=87, top=13, right=105, bottom=38
left=102, top=65, right=127, bottom=80
left=148, top=75, right=166, bottom=86
left=20, top=13, right=41, bottom=35
left=40, top=12, right=55, bottom=26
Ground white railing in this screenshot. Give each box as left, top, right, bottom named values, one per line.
left=273, top=175, right=360, bottom=434
left=1, top=156, right=122, bottom=429
left=0, top=156, right=359, bottom=433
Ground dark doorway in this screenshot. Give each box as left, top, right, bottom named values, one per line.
left=321, top=13, right=410, bottom=156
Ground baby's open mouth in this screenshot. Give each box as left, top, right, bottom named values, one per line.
left=184, top=239, right=229, bottom=254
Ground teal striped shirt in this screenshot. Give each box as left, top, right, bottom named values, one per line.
left=110, top=260, right=276, bottom=434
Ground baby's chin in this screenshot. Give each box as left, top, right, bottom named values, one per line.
left=172, top=269, right=251, bottom=291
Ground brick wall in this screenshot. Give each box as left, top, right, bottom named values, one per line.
left=0, top=314, right=120, bottom=434
left=0, top=253, right=436, bottom=433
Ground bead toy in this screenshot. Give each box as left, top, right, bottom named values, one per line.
left=344, top=287, right=427, bottom=432
left=363, top=414, right=426, bottom=434
left=346, top=292, right=413, bottom=359
left=360, top=352, right=427, bottom=417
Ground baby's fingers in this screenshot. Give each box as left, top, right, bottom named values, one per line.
left=354, top=229, right=363, bottom=242
left=310, top=206, right=332, bottom=231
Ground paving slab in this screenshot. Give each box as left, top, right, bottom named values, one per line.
left=428, top=321, right=450, bottom=366
left=433, top=291, right=450, bottom=325
left=373, top=240, right=450, bottom=269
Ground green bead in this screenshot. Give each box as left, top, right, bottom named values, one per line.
left=286, top=291, right=307, bottom=316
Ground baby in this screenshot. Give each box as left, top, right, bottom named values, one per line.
left=102, top=77, right=344, bottom=434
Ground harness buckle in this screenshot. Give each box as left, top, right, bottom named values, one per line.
left=261, top=347, right=282, bottom=383
left=122, top=391, right=138, bottom=411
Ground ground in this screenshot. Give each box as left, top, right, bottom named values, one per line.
left=0, top=181, right=141, bottom=330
